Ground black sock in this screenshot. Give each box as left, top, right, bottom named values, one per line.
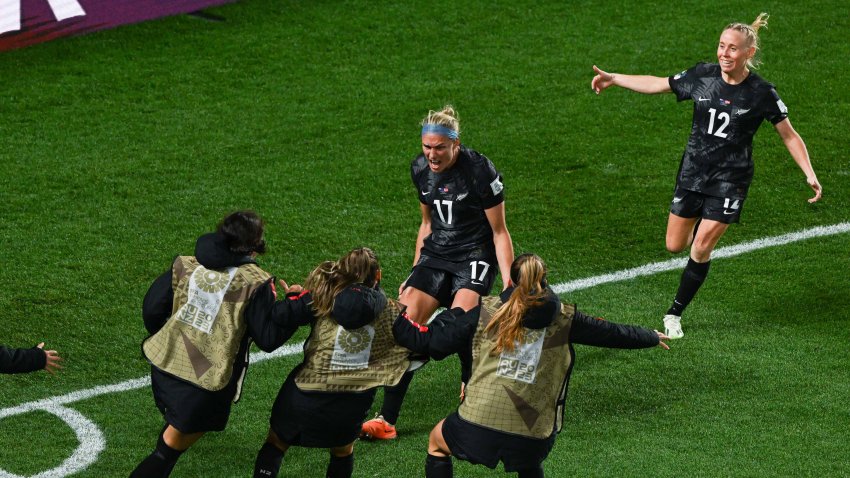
left=325, top=453, right=354, bottom=478
left=667, top=258, right=711, bottom=316
left=516, top=465, right=544, bottom=478
left=380, top=370, right=415, bottom=424
left=129, top=432, right=184, bottom=478
left=425, top=454, right=453, bottom=478
left=254, top=442, right=285, bottom=478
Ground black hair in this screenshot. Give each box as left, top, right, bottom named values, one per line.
left=217, top=210, right=267, bottom=255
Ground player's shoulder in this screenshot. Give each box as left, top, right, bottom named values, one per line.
left=745, top=71, right=778, bottom=93
left=693, top=62, right=720, bottom=77
left=674, top=62, right=718, bottom=80
left=458, top=145, right=498, bottom=178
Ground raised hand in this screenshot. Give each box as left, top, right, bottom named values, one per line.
left=591, top=65, right=616, bottom=94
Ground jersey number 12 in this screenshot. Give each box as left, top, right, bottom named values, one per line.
left=707, top=108, right=730, bottom=138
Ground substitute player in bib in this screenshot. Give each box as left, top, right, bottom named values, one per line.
left=130, top=211, right=313, bottom=477
left=394, top=254, right=669, bottom=477
left=252, top=248, right=412, bottom=478
left=361, top=105, right=514, bottom=440
left=591, top=13, right=822, bottom=339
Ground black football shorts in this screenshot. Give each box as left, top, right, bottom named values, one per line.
left=670, top=186, right=744, bottom=224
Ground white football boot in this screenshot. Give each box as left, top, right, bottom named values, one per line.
left=663, top=314, right=684, bottom=339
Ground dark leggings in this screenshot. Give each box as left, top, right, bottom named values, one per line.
left=379, top=369, right=415, bottom=423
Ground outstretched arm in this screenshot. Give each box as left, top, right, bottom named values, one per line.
left=570, top=310, right=669, bottom=350
left=246, top=279, right=314, bottom=352
left=1, top=343, right=60, bottom=374
left=774, top=118, right=822, bottom=203
left=591, top=65, right=671, bottom=95
left=393, top=307, right=479, bottom=360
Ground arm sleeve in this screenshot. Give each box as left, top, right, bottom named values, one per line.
left=245, top=280, right=315, bottom=352
left=668, top=63, right=704, bottom=102
left=332, top=285, right=388, bottom=330
left=569, top=309, right=660, bottom=349
left=762, top=87, right=789, bottom=125
left=0, top=344, right=46, bottom=374
left=475, top=156, right=505, bottom=209
left=142, top=270, right=174, bottom=335
left=393, top=307, right=479, bottom=360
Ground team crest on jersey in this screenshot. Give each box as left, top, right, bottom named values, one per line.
left=490, top=178, right=504, bottom=195
left=673, top=70, right=686, bottom=80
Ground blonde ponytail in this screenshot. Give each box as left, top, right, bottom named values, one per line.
left=724, top=12, right=769, bottom=69
left=485, top=254, right=548, bottom=354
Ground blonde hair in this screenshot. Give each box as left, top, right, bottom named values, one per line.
left=485, top=254, right=548, bottom=354
left=304, top=247, right=380, bottom=318
left=421, top=105, right=460, bottom=137
left=724, top=12, right=769, bottom=69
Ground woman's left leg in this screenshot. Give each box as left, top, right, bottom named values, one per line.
left=664, top=219, right=729, bottom=338
left=326, top=442, right=356, bottom=478
left=426, top=419, right=453, bottom=478
left=130, top=424, right=204, bottom=477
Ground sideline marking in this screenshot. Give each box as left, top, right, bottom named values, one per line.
left=1, top=222, right=848, bottom=478
left=552, top=222, right=850, bottom=294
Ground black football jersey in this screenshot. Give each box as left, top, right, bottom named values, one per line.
left=668, top=63, right=788, bottom=199
left=411, top=145, right=504, bottom=262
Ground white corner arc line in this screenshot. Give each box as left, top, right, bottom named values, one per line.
left=552, top=222, right=850, bottom=294
left=0, top=222, right=847, bottom=478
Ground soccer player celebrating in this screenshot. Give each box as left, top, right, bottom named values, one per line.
left=591, top=13, right=822, bottom=339
left=130, top=211, right=313, bottom=477
left=361, top=105, right=514, bottom=440
left=253, top=248, right=412, bottom=478
left=393, top=254, right=669, bottom=478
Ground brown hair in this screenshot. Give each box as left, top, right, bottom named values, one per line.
left=723, top=12, right=769, bottom=69
left=304, top=247, right=380, bottom=318
left=484, top=254, right=548, bottom=354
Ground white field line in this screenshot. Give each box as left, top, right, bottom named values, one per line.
left=0, top=221, right=847, bottom=478
left=552, top=222, right=850, bottom=294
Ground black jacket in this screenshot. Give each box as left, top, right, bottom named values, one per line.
left=0, top=344, right=46, bottom=374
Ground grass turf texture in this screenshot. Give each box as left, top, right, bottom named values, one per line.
left=1, top=0, right=848, bottom=476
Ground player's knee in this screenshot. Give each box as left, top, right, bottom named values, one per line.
left=666, top=239, right=687, bottom=254
left=428, top=421, right=450, bottom=456
left=330, top=442, right=354, bottom=457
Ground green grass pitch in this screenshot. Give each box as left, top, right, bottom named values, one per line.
left=1, top=0, right=848, bottom=476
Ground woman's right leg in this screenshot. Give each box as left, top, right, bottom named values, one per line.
left=130, top=424, right=204, bottom=478
left=425, top=419, right=453, bottom=478
left=253, top=429, right=290, bottom=478
left=362, top=286, right=440, bottom=439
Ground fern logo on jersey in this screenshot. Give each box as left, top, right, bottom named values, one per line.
left=0, top=0, right=239, bottom=51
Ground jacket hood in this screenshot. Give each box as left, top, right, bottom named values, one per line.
left=194, top=232, right=257, bottom=270
left=498, top=286, right=560, bottom=329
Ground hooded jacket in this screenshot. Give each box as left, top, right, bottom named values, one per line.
left=142, top=232, right=313, bottom=399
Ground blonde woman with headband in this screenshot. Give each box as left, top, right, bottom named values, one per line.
left=393, top=254, right=669, bottom=478
left=591, top=13, right=822, bottom=339
left=361, top=105, right=514, bottom=440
